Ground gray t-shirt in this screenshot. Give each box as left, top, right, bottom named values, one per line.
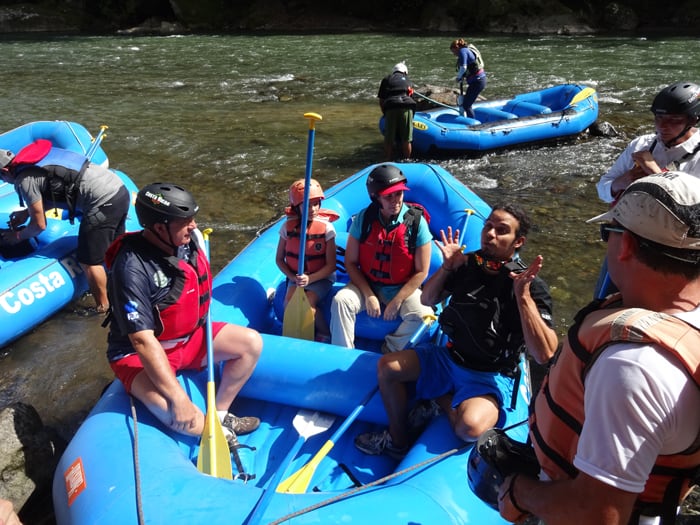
left=16, top=162, right=125, bottom=212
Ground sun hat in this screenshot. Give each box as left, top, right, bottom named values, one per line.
left=587, top=171, right=700, bottom=251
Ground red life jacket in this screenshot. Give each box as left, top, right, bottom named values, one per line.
left=105, top=232, right=210, bottom=346
left=284, top=216, right=329, bottom=274
left=530, top=294, right=700, bottom=519
left=357, top=203, right=426, bottom=285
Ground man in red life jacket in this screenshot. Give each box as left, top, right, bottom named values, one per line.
left=330, top=164, right=434, bottom=353
left=105, top=182, right=262, bottom=448
left=497, top=172, right=700, bottom=525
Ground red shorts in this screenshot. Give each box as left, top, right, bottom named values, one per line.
left=110, top=321, right=226, bottom=392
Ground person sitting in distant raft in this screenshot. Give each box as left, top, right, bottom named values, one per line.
left=275, top=178, right=337, bottom=342
left=0, top=142, right=130, bottom=313
left=597, top=81, right=700, bottom=203
left=378, top=61, right=417, bottom=160
left=105, top=182, right=262, bottom=449
left=450, top=38, right=487, bottom=119
left=330, top=164, right=434, bottom=353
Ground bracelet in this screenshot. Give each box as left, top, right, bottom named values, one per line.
left=507, top=474, right=530, bottom=516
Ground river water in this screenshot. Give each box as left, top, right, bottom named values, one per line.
left=1, top=32, right=700, bottom=520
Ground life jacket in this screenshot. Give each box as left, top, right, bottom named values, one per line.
left=13, top=145, right=89, bottom=224
left=456, top=44, right=485, bottom=79
left=104, top=232, right=210, bottom=346
left=647, top=138, right=700, bottom=171
left=284, top=216, right=329, bottom=274
left=467, top=44, right=485, bottom=75
left=380, top=72, right=417, bottom=111
left=530, top=294, right=700, bottom=523
left=357, top=202, right=427, bottom=285
left=438, top=255, right=527, bottom=373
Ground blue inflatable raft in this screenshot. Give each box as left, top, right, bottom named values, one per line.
left=0, top=121, right=140, bottom=348
left=52, top=163, right=531, bottom=524
left=381, top=83, right=598, bottom=156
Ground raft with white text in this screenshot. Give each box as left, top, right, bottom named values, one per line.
left=0, top=121, right=140, bottom=348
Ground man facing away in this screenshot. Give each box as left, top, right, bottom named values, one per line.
left=499, top=172, right=700, bottom=525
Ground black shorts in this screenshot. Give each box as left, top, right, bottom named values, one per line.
left=77, top=185, right=130, bottom=265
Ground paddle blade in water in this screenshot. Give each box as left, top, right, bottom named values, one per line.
left=197, top=381, right=233, bottom=480
left=282, top=287, right=314, bottom=340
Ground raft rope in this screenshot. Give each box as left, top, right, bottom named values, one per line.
left=267, top=442, right=471, bottom=525
left=129, top=395, right=146, bottom=525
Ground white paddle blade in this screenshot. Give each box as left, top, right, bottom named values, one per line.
left=293, top=410, right=335, bottom=439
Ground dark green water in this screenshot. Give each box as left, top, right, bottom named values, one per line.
left=1, top=32, right=700, bottom=453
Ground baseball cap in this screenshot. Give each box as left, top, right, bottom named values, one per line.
left=587, top=171, right=700, bottom=251
left=377, top=181, right=410, bottom=196
left=0, top=149, right=15, bottom=169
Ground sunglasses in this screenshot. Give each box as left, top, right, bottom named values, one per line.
left=600, top=223, right=626, bottom=242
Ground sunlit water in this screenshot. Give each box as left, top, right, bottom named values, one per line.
left=1, top=34, right=700, bottom=502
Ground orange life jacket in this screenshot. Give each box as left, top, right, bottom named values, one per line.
left=284, top=216, right=329, bottom=274
left=530, top=294, right=700, bottom=520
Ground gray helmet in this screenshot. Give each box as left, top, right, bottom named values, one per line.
left=366, top=164, right=408, bottom=200
left=135, top=182, right=199, bottom=228
left=650, top=81, right=700, bottom=118
left=0, top=149, right=15, bottom=169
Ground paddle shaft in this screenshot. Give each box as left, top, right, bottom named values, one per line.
left=297, top=113, right=322, bottom=274
left=85, top=125, right=108, bottom=161
left=413, top=91, right=460, bottom=113
left=247, top=434, right=307, bottom=525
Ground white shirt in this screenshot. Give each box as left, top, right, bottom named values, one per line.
left=596, top=131, right=700, bottom=202
left=574, top=308, right=700, bottom=495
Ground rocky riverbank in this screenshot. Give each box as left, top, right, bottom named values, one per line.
left=0, top=0, right=698, bottom=36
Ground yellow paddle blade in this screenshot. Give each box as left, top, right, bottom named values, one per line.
left=277, top=440, right=334, bottom=493
left=282, top=287, right=315, bottom=341
left=567, top=87, right=596, bottom=107
left=197, top=381, right=233, bottom=479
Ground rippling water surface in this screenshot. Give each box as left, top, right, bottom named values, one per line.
left=1, top=33, right=700, bottom=476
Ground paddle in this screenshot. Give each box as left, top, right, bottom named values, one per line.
left=565, top=86, right=596, bottom=108
left=247, top=409, right=335, bottom=525
left=85, top=124, right=108, bottom=161
left=276, top=311, right=437, bottom=495
left=277, top=386, right=378, bottom=494
left=413, top=91, right=460, bottom=113
left=282, top=112, right=323, bottom=341
left=196, top=228, right=234, bottom=480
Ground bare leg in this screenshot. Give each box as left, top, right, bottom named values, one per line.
left=81, top=262, right=109, bottom=311
left=377, top=350, right=422, bottom=449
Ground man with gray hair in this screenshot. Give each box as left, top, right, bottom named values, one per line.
left=497, top=171, right=700, bottom=525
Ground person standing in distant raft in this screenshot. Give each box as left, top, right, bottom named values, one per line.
left=276, top=178, right=337, bottom=342
left=378, top=61, right=417, bottom=160
left=450, top=38, right=487, bottom=119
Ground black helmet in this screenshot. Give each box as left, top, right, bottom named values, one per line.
left=467, top=428, right=541, bottom=510
left=650, top=82, right=700, bottom=118
left=366, top=164, right=409, bottom=200
left=135, top=182, right=199, bottom=228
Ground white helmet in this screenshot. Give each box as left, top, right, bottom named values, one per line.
left=392, top=61, right=408, bottom=75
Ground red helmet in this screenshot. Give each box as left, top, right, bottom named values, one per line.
left=289, top=178, right=325, bottom=206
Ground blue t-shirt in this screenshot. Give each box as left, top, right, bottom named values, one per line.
left=349, top=202, right=432, bottom=301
